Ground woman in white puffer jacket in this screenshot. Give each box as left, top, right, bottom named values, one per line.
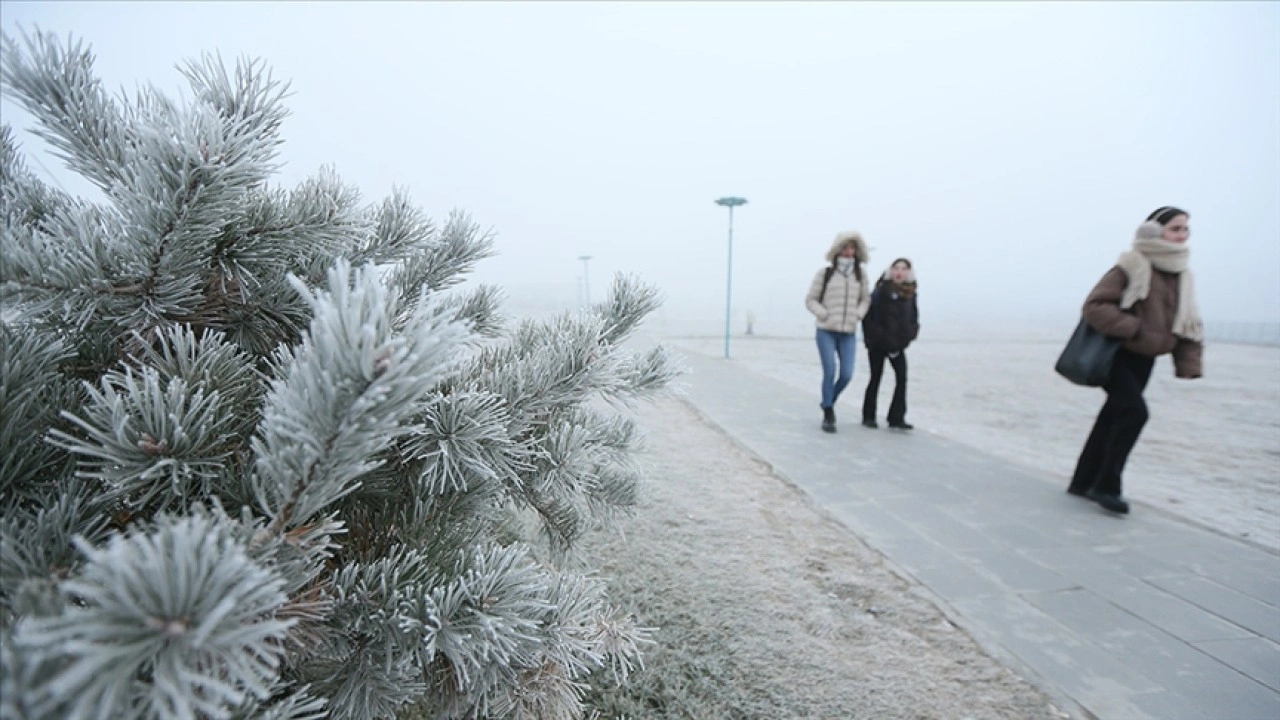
left=804, top=230, right=872, bottom=432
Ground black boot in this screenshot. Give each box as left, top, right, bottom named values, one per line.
left=1086, top=489, right=1130, bottom=514
left=861, top=418, right=878, bottom=428
left=821, top=406, right=836, bottom=433
left=888, top=420, right=913, bottom=430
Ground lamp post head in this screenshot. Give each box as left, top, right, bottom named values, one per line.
left=577, top=255, right=592, bottom=262
left=715, top=197, right=747, bottom=208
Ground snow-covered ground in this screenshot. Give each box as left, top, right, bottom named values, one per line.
left=664, top=334, right=1280, bottom=552
left=583, top=397, right=1067, bottom=719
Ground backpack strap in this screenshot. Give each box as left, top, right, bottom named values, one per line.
left=820, top=266, right=836, bottom=300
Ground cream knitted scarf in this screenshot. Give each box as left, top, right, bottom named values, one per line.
left=1116, top=222, right=1203, bottom=342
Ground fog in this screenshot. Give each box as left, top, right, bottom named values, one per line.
left=3, top=1, right=1277, bottom=339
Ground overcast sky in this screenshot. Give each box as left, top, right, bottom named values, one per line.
left=2, top=1, right=1277, bottom=338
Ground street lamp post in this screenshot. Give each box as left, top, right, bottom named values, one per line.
left=714, top=196, right=747, bottom=359
left=578, top=255, right=593, bottom=307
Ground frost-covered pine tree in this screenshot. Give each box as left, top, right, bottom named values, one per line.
left=0, top=29, right=678, bottom=720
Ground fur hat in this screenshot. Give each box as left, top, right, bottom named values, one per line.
left=824, top=231, right=869, bottom=263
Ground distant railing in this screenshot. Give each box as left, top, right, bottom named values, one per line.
left=1204, top=322, right=1280, bottom=347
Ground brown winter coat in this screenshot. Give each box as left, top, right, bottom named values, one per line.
left=1083, top=266, right=1203, bottom=378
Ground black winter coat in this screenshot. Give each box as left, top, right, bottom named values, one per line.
left=862, top=282, right=919, bottom=352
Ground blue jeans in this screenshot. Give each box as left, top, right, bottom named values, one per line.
left=816, top=329, right=857, bottom=408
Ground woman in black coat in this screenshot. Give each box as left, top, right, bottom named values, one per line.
left=861, top=258, right=919, bottom=430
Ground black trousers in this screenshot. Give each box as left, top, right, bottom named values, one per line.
left=1069, top=349, right=1155, bottom=497
left=862, top=348, right=908, bottom=424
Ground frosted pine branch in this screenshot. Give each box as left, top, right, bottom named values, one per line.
left=253, top=260, right=463, bottom=534
left=435, top=283, right=506, bottom=339
left=389, top=210, right=494, bottom=297
left=0, top=29, right=678, bottom=720
left=229, top=686, right=328, bottom=720
left=356, top=187, right=435, bottom=266
left=0, top=324, right=81, bottom=499
left=0, top=124, right=70, bottom=229
left=11, top=512, right=293, bottom=720
left=0, top=30, right=130, bottom=193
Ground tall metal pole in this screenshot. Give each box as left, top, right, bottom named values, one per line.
left=724, top=205, right=734, bottom=359
left=714, top=197, right=746, bottom=359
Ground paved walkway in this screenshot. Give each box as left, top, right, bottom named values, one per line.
left=676, top=348, right=1280, bottom=720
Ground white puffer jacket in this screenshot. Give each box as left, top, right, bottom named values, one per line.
left=805, top=231, right=872, bottom=334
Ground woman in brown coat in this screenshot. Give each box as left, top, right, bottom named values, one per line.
left=1066, top=206, right=1204, bottom=514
